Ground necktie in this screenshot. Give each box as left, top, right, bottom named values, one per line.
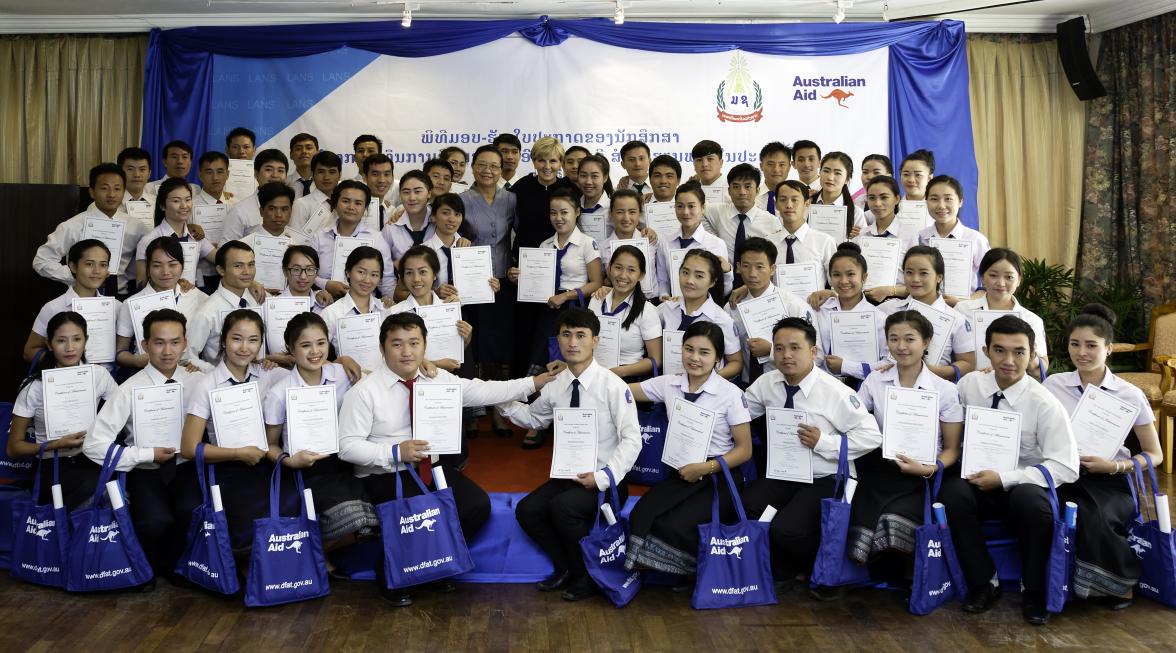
left=407, top=226, right=426, bottom=246
left=602, top=299, right=629, bottom=316
left=785, top=236, right=797, bottom=264
left=679, top=309, right=699, bottom=330
left=238, top=297, right=248, bottom=308
left=734, top=214, right=748, bottom=258
left=678, top=236, right=696, bottom=248
left=440, top=245, right=454, bottom=284
left=784, top=384, right=801, bottom=409
left=570, top=379, right=581, bottom=408
left=300, top=179, right=312, bottom=196
left=633, top=182, right=647, bottom=195
left=504, top=180, right=512, bottom=191
left=402, top=378, right=433, bottom=486
left=216, top=199, right=223, bottom=205
left=165, top=378, right=178, bottom=384
left=991, top=391, right=1004, bottom=409
left=554, top=242, right=572, bottom=291
left=228, top=375, right=249, bottom=386
left=683, top=391, right=702, bottom=403
left=582, top=204, right=601, bottom=214
left=174, top=233, right=190, bottom=243
left=379, top=204, right=386, bottom=229
left=766, top=192, right=776, bottom=216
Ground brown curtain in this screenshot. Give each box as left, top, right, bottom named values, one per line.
left=1076, top=12, right=1176, bottom=318
left=0, top=34, right=147, bottom=185
left=966, top=33, right=1086, bottom=266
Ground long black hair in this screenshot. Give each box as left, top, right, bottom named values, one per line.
left=606, top=245, right=648, bottom=330
left=20, top=311, right=89, bottom=394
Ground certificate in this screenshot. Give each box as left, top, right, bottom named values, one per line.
left=765, top=408, right=813, bottom=483
left=252, top=234, right=291, bottom=289
left=264, top=296, right=313, bottom=355
left=71, top=296, right=117, bottom=364
left=960, top=406, right=1022, bottom=477
left=41, top=365, right=97, bottom=440
left=218, top=307, right=266, bottom=360
left=225, top=158, right=257, bottom=202
left=517, top=247, right=557, bottom=303
left=1070, top=385, right=1142, bottom=460
left=336, top=312, right=382, bottom=372
left=703, top=184, right=727, bottom=206
left=774, top=262, right=820, bottom=301
left=972, top=310, right=1014, bottom=369
left=304, top=204, right=332, bottom=236
left=179, top=241, right=200, bottom=285
left=668, top=248, right=689, bottom=299
left=882, top=387, right=940, bottom=465
left=857, top=237, right=902, bottom=290
left=285, top=385, right=340, bottom=456
left=208, top=382, right=268, bottom=451
left=551, top=408, right=599, bottom=479
left=125, top=200, right=153, bottom=230
left=363, top=198, right=381, bottom=232
left=126, top=290, right=176, bottom=348
left=830, top=311, right=879, bottom=363
left=807, top=205, right=847, bottom=242
left=909, top=299, right=957, bottom=365
left=610, top=237, right=657, bottom=297
left=578, top=211, right=608, bottom=244
left=594, top=315, right=621, bottom=369
left=331, top=235, right=374, bottom=282
left=662, top=330, right=684, bottom=376
left=81, top=217, right=126, bottom=275
left=417, top=303, right=464, bottom=363
left=411, top=383, right=463, bottom=455
left=736, top=291, right=787, bottom=364
left=661, top=397, right=716, bottom=470
left=132, top=383, right=184, bottom=449
left=896, top=200, right=930, bottom=242
left=450, top=246, right=495, bottom=305
left=193, top=204, right=226, bottom=245
left=930, top=237, right=974, bottom=298
left=644, top=202, right=679, bottom=238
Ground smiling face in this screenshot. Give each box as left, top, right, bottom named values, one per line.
left=290, top=324, right=329, bottom=373
left=446, top=152, right=467, bottom=182
left=425, top=166, right=452, bottom=198
left=981, top=259, right=1021, bottom=305
left=772, top=327, right=817, bottom=380
left=401, top=254, right=436, bottom=301
left=793, top=148, right=820, bottom=183
left=148, top=247, right=183, bottom=291
left=682, top=334, right=719, bottom=378
left=472, top=151, right=502, bottom=188
left=926, top=182, right=962, bottom=227
left=903, top=254, right=942, bottom=303
left=432, top=204, right=463, bottom=238
left=399, top=177, right=430, bottom=214
left=860, top=159, right=889, bottom=189
left=217, top=247, right=256, bottom=292
left=985, top=331, right=1032, bottom=387
left=1068, top=326, right=1109, bottom=375
left=609, top=196, right=641, bottom=238
left=886, top=320, right=930, bottom=367
left=255, top=160, right=287, bottom=185
left=577, top=161, right=606, bottom=203
left=313, top=164, right=341, bottom=196
left=549, top=197, right=579, bottom=237
left=563, top=151, right=587, bottom=184
left=829, top=255, right=866, bottom=302
left=678, top=255, right=715, bottom=302
left=224, top=318, right=263, bottom=368
left=335, top=188, right=369, bottom=225
left=164, top=147, right=191, bottom=179
left=162, top=185, right=193, bottom=226
left=867, top=182, right=900, bottom=222
left=291, top=139, right=318, bottom=172
left=364, top=161, right=394, bottom=200
left=900, top=161, right=932, bottom=199
left=608, top=251, right=644, bottom=297
left=198, top=159, right=229, bottom=197
left=49, top=322, right=87, bottom=367
left=650, top=164, right=680, bottom=202
left=284, top=251, right=317, bottom=295
left=346, top=255, right=382, bottom=298
left=69, top=245, right=110, bottom=293
left=533, top=152, right=561, bottom=185
left=819, top=159, right=848, bottom=197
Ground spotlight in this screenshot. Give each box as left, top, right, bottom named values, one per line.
left=614, top=1, right=624, bottom=25
left=402, top=3, right=412, bottom=28
left=833, top=0, right=853, bottom=24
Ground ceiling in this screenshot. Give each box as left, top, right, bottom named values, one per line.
left=0, top=0, right=1172, bottom=34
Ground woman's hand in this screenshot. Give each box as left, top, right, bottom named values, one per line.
left=437, top=283, right=459, bottom=300
left=177, top=278, right=195, bottom=293
left=678, top=462, right=712, bottom=483
left=284, top=450, right=327, bottom=469
left=1079, top=455, right=1118, bottom=475
left=807, top=289, right=835, bottom=312
left=325, top=280, right=349, bottom=297
left=337, top=356, right=362, bottom=383
left=865, top=286, right=893, bottom=303
left=236, top=446, right=266, bottom=466
left=507, top=267, right=520, bottom=284
left=188, top=224, right=206, bottom=241
left=592, top=285, right=612, bottom=301
left=488, top=277, right=501, bottom=293
left=895, top=454, right=936, bottom=477
left=50, top=431, right=87, bottom=450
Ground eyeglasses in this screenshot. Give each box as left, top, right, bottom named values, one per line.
left=473, top=163, right=501, bottom=172
left=286, top=266, right=318, bottom=277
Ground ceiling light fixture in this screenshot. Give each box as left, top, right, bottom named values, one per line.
left=833, top=0, right=853, bottom=24
left=614, top=1, right=625, bottom=26
left=401, top=2, right=412, bottom=28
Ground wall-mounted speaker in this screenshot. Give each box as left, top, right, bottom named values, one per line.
left=1056, top=17, right=1107, bottom=101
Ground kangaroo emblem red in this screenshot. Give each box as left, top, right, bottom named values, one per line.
left=822, top=89, right=854, bottom=108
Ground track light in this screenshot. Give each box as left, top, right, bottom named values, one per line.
left=882, top=1, right=890, bottom=21
left=401, top=3, right=412, bottom=28
left=833, top=0, right=853, bottom=24
left=613, top=1, right=624, bottom=25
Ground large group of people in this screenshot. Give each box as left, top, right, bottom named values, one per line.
left=8, top=127, right=1165, bottom=625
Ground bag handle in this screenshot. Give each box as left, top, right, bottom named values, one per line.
left=392, top=443, right=430, bottom=500
left=1033, top=464, right=1061, bottom=522
left=922, top=460, right=945, bottom=526
left=832, top=432, right=850, bottom=501
left=1140, top=452, right=1161, bottom=500
left=29, top=442, right=48, bottom=501
left=649, top=357, right=659, bottom=378
left=1126, top=457, right=1144, bottom=521
left=593, top=467, right=622, bottom=531
left=269, top=453, right=286, bottom=520
left=709, top=457, right=749, bottom=526
left=90, top=443, right=126, bottom=508
left=195, top=442, right=219, bottom=506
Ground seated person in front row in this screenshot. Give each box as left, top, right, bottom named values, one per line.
left=496, top=308, right=643, bottom=602
left=938, top=315, right=1078, bottom=626
left=337, top=312, right=554, bottom=607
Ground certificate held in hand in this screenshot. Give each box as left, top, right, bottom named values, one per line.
left=736, top=291, right=787, bottom=364
left=193, top=204, right=227, bottom=245
left=644, top=202, right=678, bottom=238
left=882, top=387, right=939, bottom=465
left=264, top=296, right=313, bottom=355
left=807, top=205, right=847, bottom=242
left=42, top=365, right=98, bottom=441
left=285, top=385, right=340, bottom=456
left=416, top=303, right=464, bottom=364
left=1069, top=385, right=1141, bottom=460
left=552, top=408, right=599, bottom=479
left=412, top=383, right=463, bottom=455
left=126, top=290, right=176, bottom=349
left=81, top=217, right=127, bottom=275
left=765, top=408, right=813, bottom=483
left=71, top=296, right=117, bottom=364
left=661, top=330, right=684, bottom=376
left=661, top=397, right=716, bottom=470
left=209, top=382, right=268, bottom=451
left=829, top=311, right=879, bottom=364
left=336, top=313, right=383, bottom=372
left=450, top=246, right=495, bottom=305
left=517, top=247, right=557, bottom=303
left=132, top=383, right=184, bottom=449
left=331, top=235, right=374, bottom=282
left=960, top=406, right=1021, bottom=478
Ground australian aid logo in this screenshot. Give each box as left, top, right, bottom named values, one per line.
left=709, top=534, right=749, bottom=558
left=715, top=53, right=763, bottom=123
left=400, top=506, right=441, bottom=534
left=792, top=73, right=867, bottom=108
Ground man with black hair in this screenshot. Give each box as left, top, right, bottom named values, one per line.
left=226, top=126, right=256, bottom=160
left=145, top=140, right=194, bottom=198
left=223, top=149, right=292, bottom=242
left=286, top=133, right=320, bottom=197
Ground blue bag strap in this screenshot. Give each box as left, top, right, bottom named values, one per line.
left=90, top=443, right=126, bottom=508
left=1127, top=457, right=1146, bottom=521
left=269, top=453, right=288, bottom=520
left=709, top=457, right=748, bottom=525
left=195, top=442, right=210, bottom=505
left=922, top=460, right=945, bottom=526
left=832, top=432, right=850, bottom=501
left=1033, top=464, right=1061, bottom=522
left=30, top=442, right=48, bottom=499
left=391, top=443, right=431, bottom=500
left=1139, top=452, right=1161, bottom=499
left=294, top=469, right=309, bottom=520
left=593, top=467, right=622, bottom=530
left=575, top=288, right=585, bottom=307
left=649, top=358, right=659, bottom=378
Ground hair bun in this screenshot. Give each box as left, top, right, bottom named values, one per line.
left=1079, top=303, right=1117, bottom=326
left=835, top=241, right=862, bottom=254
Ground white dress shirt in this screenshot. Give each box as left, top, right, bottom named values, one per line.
left=640, top=371, right=751, bottom=458
left=381, top=210, right=436, bottom=266
left=116, top=284, right=208, bottom=344
left=954, top=295, right=1049, bottom=359
left=33, top=207, right=147, bottom=295
left=769, top=223, right=837, bottom=290
left=262, top=363, right=352, bottom=442
left=539, top=227, right=601, bottom=291
left=320, top=292, right=386, bottom=355
left=134, top=221, right=215, bottom=263
left=497, top=360, right=641, bottom=490
left=727, top=283, right=820, bottom=380
left=957, top=370, right=1080, bottom=489
left=421, top=233, right=460, bottom=286
left=654, top=227, right=734, bottom=297
left=85, top=364, right=202, bottom=471
left=600, top=236, right=659, bottom=299
left=701, top=205, right=781, bottom=264
left=186, top=284, right=261, bottom=364
left=656, top=297, right=741, bottom=357
left=291, top=188, right=331, bottom=235
left=13, top=365, right=119, bottom=458
left=313, top=220, right=397, bottom=297
left=877, top=296, right=975, bottom=365
left=185, top=361, right=280, bottom=445
left=588, top=291, right=662, bottom=367
left=857, top=362, right=964, bottom=453
left=745, top=366, right=882, bottom=478
left=1044, top=368, right=1155, bottom=461
left=916, top=220, right=991, bottom=293
left=223, top=193, right=262, bottom=242
left=815, top=294, right=889, bottom=380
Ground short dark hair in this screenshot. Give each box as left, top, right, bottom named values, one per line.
left=431, top=192, right=464, bottom=217
left=353, top=134, right=382, bottom=151
left=226, top=127, right=256, bottom=149
left=737, top=236, right=777, bottom=264
left=472, top=144, right=503, bottom=165
left=142, top=308, right=187, bottom=340
left=774, top=179, right=811, bottom=203
left=492, top=133, right=522, bottom=150
left=985, top=314, right=1036, bottom=350
left=564, top=146, right=590, bottom=158
left=254, top=148, right=289, bottom=172
left=117, top=147, right=151, bottom=167
left=399, top=169, right=433, bottom=191
left=162, top=140, right=193, bottom=158
left=683, top=321, right=725, bottom=358
left=282, top=244, right=319, bottom=269
left=330, top=179, right=372, bottom=208
left=218, top=308, right=264, bottom=356
left=344, top=245, right=383, bottom=277
left=311, top=150, right=343, bottom=172
left=926, top=174, right=964, bottom=200
left=381, top=311, right=427, bottom=346
left=422, top=158, right=454, bottom=177
left=620, top=140, right=651, bottom=159
left=675, top=180, right=706, bottom=205
left=557, top=307, right=600, bottom=336
left=362, top=153, right=394, bottom=175
left=862, top=153, right=894, bottom=174
left=153, top=177, right=193, bottom=226
left=650, top=154, right=682, bottom=178
left=89, top=162, right=125, bottom=188
left=884, top=310, right=934, bottom=342
left=283, top=312, right=329, bottom=352
left=979, top=247, right=1022, bottom=278
left=792, top=140, right=821, bottom=159
left=772, top=316, right=817, bottom=346
left=68, top=238, right=110, bottom=267
left=829, top=242, right=867, bottom=275
left=258, top=181, right=295, bottom=207
left=145, top=235, right=185, bottom=269
left=726, top=163, right=761, bottom=187
left=691, top=140, right=723, bottom=159
left=290, top=133, right=319, bottom=149
left=398, top=244, right=440, bottom=279
left=759, top=141, right=792, bottom=160
left=215, top=240, right=254, bottom=269
left=439, top=146, right=467, bottom=162
left=198, top=151, right=229, bottom=169
left=903, top=245, right=945, bottom=279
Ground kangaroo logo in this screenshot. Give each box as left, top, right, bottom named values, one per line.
left=822, top=89, right=854, bottom=108
left=101, top=530, right=119, bottom=543
left=641, top=431, right=653, bottom=445
left=35, top=527, right=52, bottom=541
left=288, top=540, right=303, bottom=554
left=729, top=545, right=743, bottom=560
left=616, top=543, right=626, bottom=556
left=418, top=518, right=437, bottom=533
left=1130, top=541, right=1147, bottom=557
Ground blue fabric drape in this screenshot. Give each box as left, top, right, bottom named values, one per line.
left=142, top=17, right=977, bottom=227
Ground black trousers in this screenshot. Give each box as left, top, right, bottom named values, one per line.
left=740, top=476, right=838, bottom=579
left=35, top=455, right=101, bottom=511
left=363, top=465, right=491, bottom=541
left=126, top=462, right=192, bottom=576
left=516, top=478, right=629, bottom=578
left=938, top=479, right=1054, bottom=592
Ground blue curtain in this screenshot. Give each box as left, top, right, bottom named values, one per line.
left=142, top=16, right=977, bottom=227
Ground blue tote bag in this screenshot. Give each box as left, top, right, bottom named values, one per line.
left=244, top=454, right=330, bottom=607
left=175, top=443, right=239, bottom=595
left=692, top=458, right=776, bottom=610
left=909, top=462, right=968, bottom=615
left=578, top=468, right=641, bottom=607
left=630, top=360, right=670, bottom=486
left=10, top=445, right=69, bottom=588
left=65, top=444, right=154, bottom=592
left=1127, top=454, right=1176, bottom=608
left=376, top=446, right=474, bottom=589
left=1036, top=464, right=1076, bottom=613
left=0, top=402, right=35, bottom=482
left=810, top=433, right=872, bottom=588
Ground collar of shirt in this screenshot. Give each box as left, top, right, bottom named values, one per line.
left=374, top=362, right=425, bottom=389
left=1060, top=367, right=1124, bottom=395
left=395, top=293, right=444, bottom=312
left=287, top=364, right=338, bottom=388
left=604, top=289, right=636, bottom=315
left=158, top=222, right=190, bottom=239
left=198, top=188, right=225, bottom=204
left=876, top=362, right=940, bottom=391
left=976, top=370, right=1033, bottom=407
left=581, top=195, right=609, bottom=213
left=248, top=224, right=295, bottom=240
left=125, top=190, right=152, bottom=205
left=144, top=363, right=191, bottom=386
left=782, top=222, right=812, bottom=241
left=790, top=365, right=824, bottom=399
left=391, top=208, right=434, bottom=230
left=215, top=284, right=254, bottom=308
left=927, top=220, right=969, bottom=240
left=677, top=297, right=721, bottom=319
left=423, top=233, right=457, bottom=250
left=668, top=370, right=726, bottom=398
left=212, top=360, right=257, bottom=386
left=866, top=220, right=900, bottom=238
left=553, top=360, right=605, bottom=395
left=819, top=294, right=869, bottom=312
left=336, top=292, right=382, bottom=316
left=542, top=227, right=592, bottom=251
left=975, top=293, right=1023, bottom=312
left=328, top=220, right=377, bottom=239
left=306, top=188, right=327, bottom=204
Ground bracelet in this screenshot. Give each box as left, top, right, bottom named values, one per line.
left=922, top=466, right=936, bottom=479
left=710, top=460, right=719, bottom=475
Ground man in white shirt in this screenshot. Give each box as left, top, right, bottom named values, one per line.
left=493, top=133, right=522, bottom=190
left=222, top=149, right=291, bottom=242
left=616, top=140, right=652, bottom=199
left=291, top=150, right=342, bottom=236
left=791, top=140, right=823, bottom=192
left=194, top=151, right=234, bottom=205
left=186, top=241, right=261, bottom=365
left=498, top=308, right=642, bottom=602
left=225, top=126, right=256, bottom=160
left=702, top=164, right=781, bottom=286
left=691, top=139, right=727, bottom=206
left=363, top=153, right=397, bottom=229
left=337, top=311, right=554, bottom=606
left=286, top=132, right=319, bottom=198
left=85, top=308, right=202, bottom=578
left=145, top=140, right=193, bottom=198
left=34, top=163, right=146, bottom=297
left=101, top=147, right=155, bottom=228
left=770, top=184, right=837, bottom=290
left=740, top=317, right=881, bottom=600
left=755, top=142, right=793, bottom=214
left=938, top=315, right=1079, bottom=625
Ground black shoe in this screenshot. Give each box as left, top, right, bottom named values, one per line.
left=428, top=578, right=457, bottom=594
left=380, top=587, right=413, bottom=607
left=963, top=583, right=1002, bottom=613
left=537, top=569, right=571, bottom=592
left=1021, top=592, right=1050, bottom=625
left=561, top=577, right=597, bottom=602
left=521, top=431, right=544, bottom=449
left=808, top=585, right=845, bottom=602
left=1097, top=595, right=1133, bottom=611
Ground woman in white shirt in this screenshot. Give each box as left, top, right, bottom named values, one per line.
left=811, top=151, right=866, bottom=240
left=655, top=249, right=743, bottom=380
left=587, top=245, right=662, bottom=380
left=320, top=245, right=388, bottom=374
left=116, top=236, right=209, bottom=371
left=624, top=321, right=753, bottom=579
left=954, top=248, right=1049, bottom=378
left=815, top=242, right=888, bottom=385
left=388, top=245, right=472, bottom=373
left=847, top=310, right=964, bottom=587
left=1045, top=304, right=1163, bottom=608
left=134, top=177, right=216, bottom=285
